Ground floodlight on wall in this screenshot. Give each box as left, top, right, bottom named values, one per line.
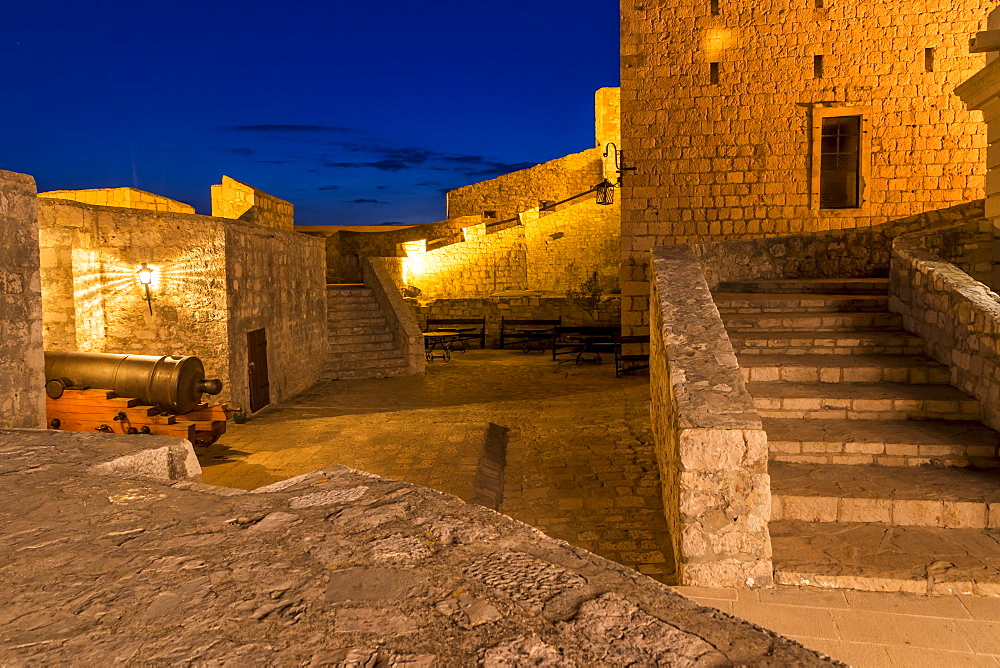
left=137, top=263, right=154, bottom=314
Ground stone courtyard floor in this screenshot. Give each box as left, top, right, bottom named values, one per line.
left=199, top=349, right=1000, bottom=666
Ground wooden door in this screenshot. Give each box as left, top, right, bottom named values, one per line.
left=247, top=328, right=270, bottom=412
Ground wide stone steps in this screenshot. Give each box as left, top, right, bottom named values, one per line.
left=722, top=311, right=902, bottom=332
left=770, top=462, right=1000, bottom=529
left=716, top=277, right=890, bottom=295
left=327, top=302, right=381, bottom=314
left=327, top=314, right=388, bottom=327
left=327, top=332, right=395, bottom=346
left=326, top=348, right=408, bottom=363
left=714, top=293, right=888, bottom=313
left=328, top=323, right=394, bottom=337
left=747, top=381, right=981, bottom=420
left=728, top=329, right=925, bottom=356
left=770, top=520, right=1000, bottom=596
left=739, top=354, right=950, bottom=384
left=763, top=417, right=1000, bottom=467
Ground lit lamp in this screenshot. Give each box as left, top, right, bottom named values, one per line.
left=137, top=263, right=154, bottom=314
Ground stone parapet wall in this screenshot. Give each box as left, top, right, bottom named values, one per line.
left=212, top=175, right=294, bottom=231
left=365, top=258, right=425, bottom=375
left=0, top=170, right=46, bottom=429
left=447, top=148, right=604, bottom=223
left=407, top=294, right=620, bottom=347
left=224, top=222, right=327, bottom=411
left=890, top=231, right=1000, bottom=432
left=649, top=245, right=772, bottom=588
left=38, top=187, right=195, bottom=214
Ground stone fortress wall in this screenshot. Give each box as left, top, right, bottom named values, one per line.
left=38, top=187, right=196, bottom=214
left=36, top=185, right=325, bottom=414
left=620, top=0, right=993, bottom=333
left=212, top=175, right=295, bottom=231
left=0, top=170, right=46, bottom=430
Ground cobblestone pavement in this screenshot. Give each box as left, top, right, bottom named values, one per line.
left=199, top=349, right=676, bottom=583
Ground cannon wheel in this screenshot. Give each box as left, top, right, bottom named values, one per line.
left=193, top=431, right=221, bottom=447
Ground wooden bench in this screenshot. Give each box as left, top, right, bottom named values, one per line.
left=615, top=335, right=650, bottom=377
left=425, top=317, right=486, bottom=350
left=499, top=317, right=561, bottom=353
left=551, top=326, right=619, bottom=365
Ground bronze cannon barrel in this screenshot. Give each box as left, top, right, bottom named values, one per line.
left=44, top=351, right=223, bottom=414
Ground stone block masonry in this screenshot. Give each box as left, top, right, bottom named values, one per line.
left=212, top=175, right=294, bottom=231
left=0, top=170, right=46, bottom=429
left=620, top=0, right=992, bottom=333
left=649, top=245, right=772, bottom=589
left=38, top=187, right=195, bottom=214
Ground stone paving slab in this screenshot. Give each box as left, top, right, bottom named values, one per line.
left=201, top=350, right=677, bottom=584
left=771, top=520, right=1000, bottom=596
left=0, top=428, right=833, bottom=666
left=675, top=584, right=1000, bottom=667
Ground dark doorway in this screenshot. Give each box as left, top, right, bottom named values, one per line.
left=248, top=328, right=270, bottom=412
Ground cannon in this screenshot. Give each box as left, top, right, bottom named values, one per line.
left=44, top=351, right=229, bottom=445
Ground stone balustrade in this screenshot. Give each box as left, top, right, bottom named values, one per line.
left=364, top=257, right=425, bottom=376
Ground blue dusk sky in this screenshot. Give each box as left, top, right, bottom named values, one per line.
left=0, top=1, right=619, bottom=226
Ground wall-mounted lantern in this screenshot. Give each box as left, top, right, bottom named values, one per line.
left=595, top=179, right=616, bottom=205
left=137, top=263, right=154, bottom=314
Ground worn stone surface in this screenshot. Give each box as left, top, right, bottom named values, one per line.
left=38, top=187, right=195, bottom=214
left=650, top=245, right=773, bottom=588
left=0, top=169, right=45, bottom=430
left=200, top=350, right=676, bottom=583
left=0, top=428, right=833, bottom=666
left=211, top=174, right=293, bottom=231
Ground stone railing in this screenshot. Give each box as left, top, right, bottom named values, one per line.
left=890, top=229, right=1000, bottom=432
left=364, top=257, right=425, bottom=376
left=649, top=245, right=772, bottom=588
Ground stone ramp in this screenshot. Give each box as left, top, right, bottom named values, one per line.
left=0, top=428, right=833, bottom=666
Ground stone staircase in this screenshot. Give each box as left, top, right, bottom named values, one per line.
left=714, top=277, right=1000, bottom=596
left=324, top=285, right=410, bottom=380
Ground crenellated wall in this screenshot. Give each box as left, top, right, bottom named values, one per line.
left=212, top=175, right=294, bottom=231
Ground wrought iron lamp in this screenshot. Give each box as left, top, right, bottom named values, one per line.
left=595, top=142, right=633, bottom=206
left=137, top=263, right=154, bottom=314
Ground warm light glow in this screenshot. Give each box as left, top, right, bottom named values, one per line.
left=137, top=263, right=154, bottom=285
left=703, top=28, right=735, bottom=60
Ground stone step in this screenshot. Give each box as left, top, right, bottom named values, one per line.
left=327, top=285, right=371, bottom=294
left=324, top=356, right=408, bottom=373
left=770, top=520, right=1000, bottom=596
left=716, top=277, right=889, bottom=295
left=322, top=365, right=414, bottom=381
left=327, top=314, right=388, bottom=327
left=722, top=311, right=902, bottom=332
left=327, top=295, right=378, bottom=306
left=327, top=332, right=394, bottom=346
left=770, top=462, right=1000, bottom=529
left=328, top=324, right=392, bottom=337
left=713, top=293, right=888, bottom=314
left=326, top=348, right=406, bottom=363
left=763, top=417, right=1000, bottom=467
left=327, top=301, right=380, bottom=313
left=327, top=340, right=399, bottom=355
left=728, top=329, right=925, bottom=356
left=739, top=354, right=950, bottom=384
left=747, top=382, right=981, bottom=420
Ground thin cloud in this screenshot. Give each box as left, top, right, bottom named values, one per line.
left=316, top=185, right=341, bottom=191
left=229, top=148, right=255, bottom=156
left=226, top=124, right=351, bottom=133
left=348, top=198, right=389, bottom=204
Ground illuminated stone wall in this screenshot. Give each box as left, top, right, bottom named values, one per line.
left=224, top=222, right=327, bottom=413
left=0, top=170, right=46, bottom=429
left=398, top=198, right=620, bottom=299
left=620, top=1, right=992, bottom=332
left=446, top=149, right=604, bottom=223
left=212, top=175, right=294, bottom=231
left=38, top=187, right=195, bottom=214
left=37, top=198, right=325, bottom=413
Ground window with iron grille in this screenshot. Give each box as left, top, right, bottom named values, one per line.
left=819, top=115, right=861, bottom=209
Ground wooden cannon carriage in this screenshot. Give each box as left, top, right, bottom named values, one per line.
left=44, top=352, right=231, bottom=446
